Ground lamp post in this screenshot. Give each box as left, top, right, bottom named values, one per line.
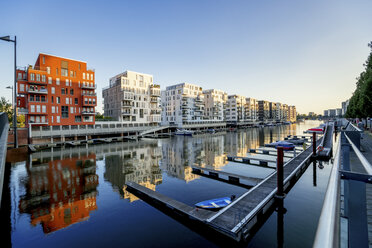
left=1, top=35, right=17, bottom=148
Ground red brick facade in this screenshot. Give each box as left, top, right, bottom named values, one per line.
left=17, top=53, right=96, bottom=127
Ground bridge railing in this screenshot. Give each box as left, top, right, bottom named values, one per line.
left=314, top=120, right=372, bottom=248
left=0, top=112, right=10, bottom=207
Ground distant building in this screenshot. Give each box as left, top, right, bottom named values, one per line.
left=225, top=95, right=246, bottom=123
left=102, top=71, right=161, bottom=126
left=161, top=83, right=204, bottom=127
left=342, top=100, right=349, bottom=116
left=202, top=89, right=227, bottom=121
left=324, top=110, right=329, bottom=117
left=288, top=106, right=297, bottom=122
left=258, top=100, right=270, bottom=121
left=336, top=108, right=342, bottom=117
left=245, top=98, right=258, bottom=121
left=329, top=109, right=336, bottom=117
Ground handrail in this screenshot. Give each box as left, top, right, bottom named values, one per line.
left=313, top=134, right=341, bottom=248
left=344, top=133, right=372, bottom=175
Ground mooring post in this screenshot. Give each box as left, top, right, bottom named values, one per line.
left=276, top=146, right=284, bottom=198
left=312, top=132, right=316, bottom=156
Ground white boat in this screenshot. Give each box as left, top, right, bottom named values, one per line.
left=175, top=129, right=194, bottom=136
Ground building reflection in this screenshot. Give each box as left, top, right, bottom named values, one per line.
left=103, top=142, right=163, bottom=202
left=19, top=153, right=98, bottom=233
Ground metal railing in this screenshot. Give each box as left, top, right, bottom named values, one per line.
left=313, top=134, right=341, bottom=248
left=314, top=120, right=372, bottom=247
left=0, top=112, right=10, bottom=207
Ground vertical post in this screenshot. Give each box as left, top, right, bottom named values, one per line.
left=276, top=146, right=284, bottom=198
left=14, top=36, right=18, bottom=148
left=312, top=132, right=316, bottom=156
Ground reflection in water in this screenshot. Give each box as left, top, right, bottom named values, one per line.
left=19, top=154, right=98, bottom=233
left=12, top=121, right=320, bottom=240
left=103, top=141, right=163, bottom=202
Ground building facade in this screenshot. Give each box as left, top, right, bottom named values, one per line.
left=161, top=83, right=205, bottom=127
left=16, top=53, right=96, bottom=127
left=258, top=100, right=270, bottom=121
left=102, top=71, right=161, bottom=126
left=225, top=95, right=246, bottom=123
left=202, top=89, right=227, bottom=121
left=245, top=98, right=258, bottom=121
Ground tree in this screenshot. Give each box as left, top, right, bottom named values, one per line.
left=346, top=41, right=372, bottom=118
left=0, top=97, right=13, bottom=123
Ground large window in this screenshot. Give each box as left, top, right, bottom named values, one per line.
left=61, top=106, right=69, bottom=118
left=75, top=116, right=81, bottom=122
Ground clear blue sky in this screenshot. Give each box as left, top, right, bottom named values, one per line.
left=1, top=0, right=372, bottom=114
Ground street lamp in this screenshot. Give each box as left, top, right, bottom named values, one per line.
left=1, top=35, right=17, bottom=148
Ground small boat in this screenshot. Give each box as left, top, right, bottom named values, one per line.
left=195, top=195, right=235, bottom=210
left=304, top=127, right=324, bottom=134
left=265, top=141, right=295, bottom=150
left=175, top=129, right=194, bottom=136
left=207, top=128, right=216, bottom=133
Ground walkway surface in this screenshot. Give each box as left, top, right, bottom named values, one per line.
left=361, top=132, right=372, bottom=248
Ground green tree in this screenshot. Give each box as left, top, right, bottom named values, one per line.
left=0, top=97, right=13, bottom=123
left=346, top=41, right=372, bottom=118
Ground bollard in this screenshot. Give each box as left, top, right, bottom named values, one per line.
left=276, top=146, right=284, bottom=198
left=312, top=132, right=316, bottom=156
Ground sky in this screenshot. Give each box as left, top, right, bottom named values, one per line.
left=1, top=0, right=372, bottom=115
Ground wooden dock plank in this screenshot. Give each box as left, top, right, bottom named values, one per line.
left=207, top=139, right=322, bottom=236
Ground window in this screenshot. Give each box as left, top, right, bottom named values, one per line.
left=42, top=56, right=45, bottom=64
left=30, top=105, right=35, bottom=112
left=61, top=68, right=68, bottom=77
left=51, top=87, right=55, bottom=94
left=18, top=72, right=22, bottom=79
left=66, top=98, right=69, bottom=104
left=57, top=97, right=60, bottom=104
left=61, top=106, right=69, bottom=118
left=83, top=73, right=85, bottom=79
left=36, top=105, right=41, bottom=112
left=56, top=78, right=60, bottom=85
left=61, top=88, right=65, bottom=94
left=20, top=84, right=24, bottom=91
left=36, top=74, right=40, bottom=81
left=57, top=116, right=60, bottom=123
left=48, top=77, right=52, bottom=84
left=47, top=67, right=50, bottom=74
left=75, top=116, right=81, bottom=122
left=30, top=95, right=34, bottom=101
left=52, top=106, right=55, bottom=113
left=30, top=73, right=35, bottom=81
left=70, top=107, right=74, bottom=114
left=51, top=96, right=54, bottom=103
left=42, top=105, right=46, bottom=113
left=70, top=71, right=73, bottom=77
left=56, top=68, right=58, bottom=75
left=91, top=74, right=93, bottom=80
left=42, top=75, right=46, bottom=82
left=70, top=89, right=74, bottom=95
left=66, top=79, right=69, bottom=86
left=75, top=98, right=78, bottom=104
left=51, top=116, right=54, bottom=123
left=41, top=96, right=46, bottom=102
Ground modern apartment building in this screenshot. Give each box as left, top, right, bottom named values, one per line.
left=16, top=53, right=96, bottom=127
left=288, top=106, right=297, bottom=122
left=258, top=100, right=270, bottom=121
left=102, top=71, right=161, bottom=126
left=269, top=102, right=277, bottom=121
left=225, top=95, right=246, bottom=123
left=202, top=89, right=227, bottom=121
left=245, top=98, right=258, bottom=121
left=161, top=83, right=204, bottom=127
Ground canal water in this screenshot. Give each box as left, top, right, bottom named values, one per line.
left=4, top=120, right=332, bottom=248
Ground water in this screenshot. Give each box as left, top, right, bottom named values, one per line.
left=3, top=120, right=332, bottom=248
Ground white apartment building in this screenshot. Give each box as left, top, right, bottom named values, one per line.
left=161, top=83, right=205, bottom=127
left=203, top=89, right=227, bottom=121
left=225, top=95, right=246, bottom=123
left=245, top=98, right=258, bottom=121
left=102, top=70, right=161, bottom=126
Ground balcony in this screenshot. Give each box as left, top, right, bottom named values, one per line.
left=123, top=91, right=134, bottom=101
left=82, top=101, right=96, bottom=106
left=28, top=80, right=47, bottom=85
left=150, top=88, right=160, bottom=97
left=82, top=111, right=96, bottom=115
left=28, top=88, right=48, bottom=94
left=122, top=101, right=133, bottom=107
left=122, top=111, right=132, bottom=116
left=82, top=92, right=97, bottom=96
left=81, top=84, right=96, bottom=89
left=150, top=97, right=158, bottom=103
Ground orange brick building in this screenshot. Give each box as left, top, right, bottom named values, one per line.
left=16, top=53, right=96, bottom=127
